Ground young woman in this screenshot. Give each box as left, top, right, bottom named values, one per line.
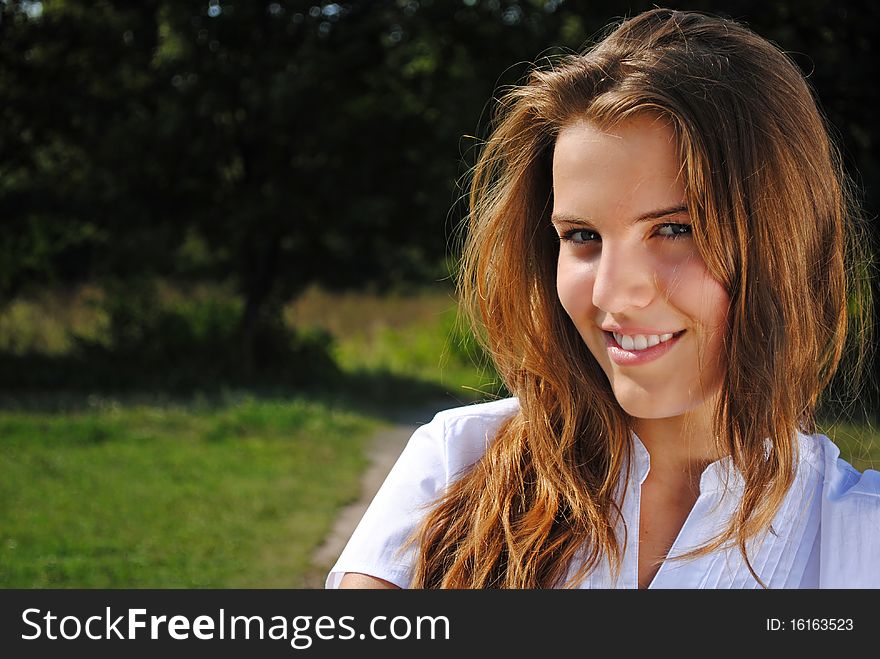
left=328, top=8, right=879, bottom=589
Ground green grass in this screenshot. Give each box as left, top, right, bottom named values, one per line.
left=0, top=395, right=379, bottom=587
left=287, top=285, right=504, bottom=401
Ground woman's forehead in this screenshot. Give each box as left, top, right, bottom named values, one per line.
left=551, top=116, right=686, bottom=221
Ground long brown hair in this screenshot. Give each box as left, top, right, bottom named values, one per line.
left=412, top=8, right=874, bottom=588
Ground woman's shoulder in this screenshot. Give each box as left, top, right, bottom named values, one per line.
left=429, top=396, right=521, bottom=433
left=417, top=397, right=521, bottom=474
left=324, top=398, right=522, bottom=588
left=798, top=430, right=880, bottom=587
left=799, top=430, right=880, bottom=501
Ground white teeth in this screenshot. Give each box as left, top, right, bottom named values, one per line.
left=613, top=332, right=677, bottom=351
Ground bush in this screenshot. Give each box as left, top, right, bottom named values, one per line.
left=1, top=283, right=340, bottom=392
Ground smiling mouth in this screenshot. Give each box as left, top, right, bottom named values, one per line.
left=604, top=329, right=686, bottom=351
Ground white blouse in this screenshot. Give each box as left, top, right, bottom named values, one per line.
left=326, top=398, right=880, bottom=589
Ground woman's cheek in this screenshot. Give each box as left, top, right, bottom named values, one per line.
left=556, top=256, right=596, bottom=325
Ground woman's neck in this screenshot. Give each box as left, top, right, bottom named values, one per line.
left=632, top=407, right=726, bottom=489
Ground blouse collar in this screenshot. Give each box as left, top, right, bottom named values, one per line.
left=630, top=430, right=745, bottom=495
left=629, top=429, right=821, bottom=496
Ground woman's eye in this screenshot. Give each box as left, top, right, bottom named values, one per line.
left=657, top=223, right=692, bottom=239
left=558, top=223, right=692, bottom=245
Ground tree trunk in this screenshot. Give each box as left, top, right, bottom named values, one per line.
left=239, top=231, right=280, bottom=378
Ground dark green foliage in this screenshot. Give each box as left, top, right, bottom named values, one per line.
left=1, top=0, right=878, bottom=400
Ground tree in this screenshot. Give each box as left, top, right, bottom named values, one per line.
left=2, top=0, right=878, bottom=384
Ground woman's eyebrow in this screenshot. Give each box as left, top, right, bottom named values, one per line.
left=551, top=204, right=689, bottom=226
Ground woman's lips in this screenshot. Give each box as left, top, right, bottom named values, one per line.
left=603, top=330, right=686, bottom=366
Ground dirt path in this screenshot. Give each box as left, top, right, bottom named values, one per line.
left=308, top=400, right=451, bottom=586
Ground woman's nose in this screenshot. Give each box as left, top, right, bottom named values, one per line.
left=591, top=246, right=657, bottom=313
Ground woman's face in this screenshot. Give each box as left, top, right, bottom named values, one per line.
left=552, top=114, right=729, bottom=421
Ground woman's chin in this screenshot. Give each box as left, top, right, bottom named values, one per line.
left=611, top=389, right=679, bottom=420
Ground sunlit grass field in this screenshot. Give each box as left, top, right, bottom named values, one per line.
left=0, top=283, right=876, bottom=588
left=0, top=396, right=377, bottom=588
left=0, top=283, right=490, bottom=588
left=287, top=285, right=502, bottom=401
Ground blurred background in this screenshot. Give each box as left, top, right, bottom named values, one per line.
left=1, top=0, right=878, bottom=587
